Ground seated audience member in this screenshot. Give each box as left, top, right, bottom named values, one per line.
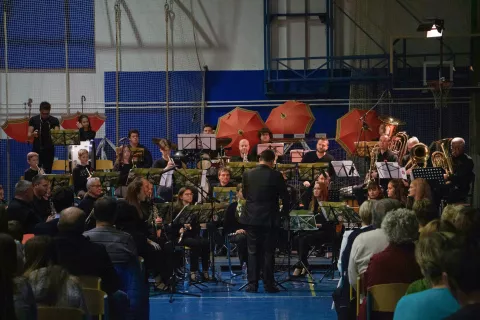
left=412, top=199, right=438, bottom=232
left=452, top=207, right=480, bottom=239
left=24, top=152, right=41, bottom=182
left=0, top=184, right=6, bottom=205
left=443, top=235, right=480, bottom=319
left=441, top=204, right=464, bottom=224
left=24, top=235, right=88, bottom=313
left=55, top=207, right=121, bottom=296
left=78, top=177, right=103, bottom=229
left=394, top=231, right=460, bottom=320
left=0, top=233, right=37, bottom=320
left=72, top=149, right=93, bottom=197
left=348, top=199, right=403, bottom=289
left=387, top=179, right=407, bottom=205
left=31, top=175, right=51, bottom=221
left=223, top=183, right=248, bottom=268
left=406, top=178, right=433, bottom=209
left=7, top=220, right=25, bottom=274
left=7, top=180, right=38, bottom=234
left=34, top=187, right=75, bottom=237
left=360, top=208, right=422, bottom=319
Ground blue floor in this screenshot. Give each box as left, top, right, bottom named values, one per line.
left=149, top=271, right=338, bottom=320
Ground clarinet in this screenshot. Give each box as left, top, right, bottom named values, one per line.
left=49, top=197, right=56, bottom=217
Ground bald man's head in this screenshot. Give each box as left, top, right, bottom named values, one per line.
left=57, top=207, right=86, bottom=234
left=239, top=139, right=250, bottom=155
left=407, top=137, right=419, bottom=151
left=451, top=137, right=465, bottom=157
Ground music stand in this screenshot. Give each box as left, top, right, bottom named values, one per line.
left=227, top=162, right=258, bottom=182
left=375, top=162, right=407, bottom=179
left=332, top=161, right=359, bottom=178
left=178, top=134, right=216, bottom=154
left=257, top=143, right=284, bottom=156
left=130, top=168, right=164, bottom=196
left=44, top=174, right=71, bottom=195
left=51, top=129, right=80, bottom=174
left=298, top=163, right=329, bottom=181
left=130, top=147, right=145, bottom=168
left=91, top=172, right=120, bottom=197
left=212, top=187, right=237, bottom=204
left=275, top=164, right=296, bottom=180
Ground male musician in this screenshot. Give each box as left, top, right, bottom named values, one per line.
left=240, top=149, right=289, bottom=293
left=401, top=136, right=420, bottom=167
left=78, top=177, right=104, bottom=229
left=231, top=139, right=254, bottom=162
left=444, top=137, right=474, bottom=203
left=250, top=127, right=274, bottom=160
left=301, top=137, right=335, bottom=177
left=203, top=124, right=214, bottom=134
left=377, top=134, right=398, bottom=163
left=24, top=152, right=41, bottom=182
left=128, top=129, right=153, bottom=168
left=7, top=180, right=38, bottom=233
left=27, top=101, right=60, bottom=173
left=212, top=167, right=235, bottom=188
left=32, top=175, right=51, bottom=221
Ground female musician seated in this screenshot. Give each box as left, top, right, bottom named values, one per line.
left=406, top=178, right=433, bottom=209
left=76, top=114, right=96, bottom=141
left=72, top=149, right=93, bottom=198
left=301, top=171, right=329, bottom=208
left=387, top=179, right=407, bottom=205
left=152, top=138, right=177, bottom=169
left=114, top=145, right=133, bottom=197
left=172, top=187, right=211, bottom=282
left=293, top=181, right=333, bottom=277
left=367, top=181, right=384, bottom=201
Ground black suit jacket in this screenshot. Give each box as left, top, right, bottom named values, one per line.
left=240, top=164, right=289, bottom=228
left=55, top=233, right=120, bottom=294
left=7, top=198, right=41, bottom=234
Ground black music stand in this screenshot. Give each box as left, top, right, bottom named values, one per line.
left=227, top=162, right=258, bottom=183
left=44, top=174, right=71, bottom=195
left=298, top=163, right=329, bottom=181
left=91, top=172, right=120, bottom=197
left=375, top=162, right=406, bottom=180
left=130, top=148, right=145, bottom=168
left=412, top=167, right=445, bottom=205
left=51, top=129, right=80, bottom=174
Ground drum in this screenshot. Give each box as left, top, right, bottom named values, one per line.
left=69, top=140, right=95, bottom=170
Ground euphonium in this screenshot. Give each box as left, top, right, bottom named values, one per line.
left=389, top=131, right=409, bottom=162
left=431, top=138, right=454, bottom=175
left=405, top=143, right=429, bottom=170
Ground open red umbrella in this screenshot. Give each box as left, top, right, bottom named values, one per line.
left=1, top=117, right=32, bottom=143
left=216, top=107, right=266, bottom=156
left=60, top=112, right=106, bottom=131
left=336, top=108, right=382, bottom=155
left=266, top=100, right=315, bottom=134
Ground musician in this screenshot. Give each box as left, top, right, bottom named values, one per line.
left=7, top=181, right=38, bottom=234
left=293, top=181, right=333, bottom=277
left=203, top=124, right=214, bottom=134
left=24, top=152, right=42, bottom=182
left=231, top=139, right=255, bottom=162
left=445, top=137, right=474, bottom=203
left=401, top=136, right=420, bottom=167
left=211, top=167, right=235, bottom=188
left=240, top=149, right=289, bottom=293
left=301, top=137, right=335, bottom=177
left=223, top=183, right=248, bottom=268
left=30, top=175, right=51, bottom=221
left=377, top=134, right=397, bottom=163
left=27, top=101, right=60, bottom=173
left=173, top=187, right=211, bottom=282
left=128, top=129, right=153, bottom=168
left=114, top=145, right=133, bottom=192
left=367, top=181, right=383, bottom=201
left=406, top=178, right=433, bottom=209
left=76, top=114, right=96, bottom=141
left=72, top=149, right=93, bottom=197
left=78, top=177, right=103, bottom=229
left=250, top=127, right=273, bottom=160
left=152, top=138, right=177, bottom=169
left=387, top=179, right=407, bottom=205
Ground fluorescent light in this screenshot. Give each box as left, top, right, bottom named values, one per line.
left=427, top=24, right=443, bottom=38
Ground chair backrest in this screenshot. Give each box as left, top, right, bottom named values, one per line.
left=82, top=288, right=107, bottom=319
left=96, top=160, right=114, bottom=171
left=38, top=306, right=84, bottom=320
left=367, top=283, right=410, bottom=314
left=52, top=160, right=70, bottom=171
left=356, top=273, right=365, bottom=316
left=77, top=275, right=101, bottom=289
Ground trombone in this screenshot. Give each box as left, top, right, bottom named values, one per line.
left=405, top=143, right=430, bottom=170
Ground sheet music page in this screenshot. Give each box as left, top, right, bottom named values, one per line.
left=159, top=171, right=173, bottom=188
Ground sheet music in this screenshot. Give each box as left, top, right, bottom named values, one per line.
left=375, top=162, right=407, bottom=179
left=159, top=170, right=173, bottom=188
left=331, top=160, right=359, bottom=177
left=198, top=170, right=208, bottom=203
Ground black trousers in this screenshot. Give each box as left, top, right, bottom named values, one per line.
left=229, top=233, right=248, bottom=266
left=183, top=237, right=210, bottom=272
left=34, top=147, right=55, bottom=174
left=297, top=230, right=330, bottom=267
left=246, top=226, right=277, bottom=286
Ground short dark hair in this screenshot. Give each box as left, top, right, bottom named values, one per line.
left=128, top=129, right=139, bottom=138
left=51, top=187, right=74, bottom=213
left=39, top=101, right=51, bottom=111
left=32, top=175, right=47, bottom=185
left=203, top=124, right=214, bottom=130
left=257, top=127, right=273, bottom=139
left=259, top=149, right=275, bottom=162
left=93, top=197, right=118, bottom=223
left=7, top=221, right=23, bottom=242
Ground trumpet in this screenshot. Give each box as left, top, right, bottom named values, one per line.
left=405, top=143, right=429, bottom=170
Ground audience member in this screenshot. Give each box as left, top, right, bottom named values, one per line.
left=0, top=233, right=36, bottom=320
left=412, top=199, right=438, bottom=231
left=348, top=199, right=403, bottom=289
left=394, top=231, right=460, bottom=320
left=31, top=175, right=51, bottom=221
left=367, top=181, right=383, bottom=201
left=24, top=235, right=88, bottom=313
left=452, top=207, right=480, bottom=239
left=34, top=187, right=75, bottom=237
left=7, top=180, right=38, bottom=234
left=7, top=220, right=25, bottom=274
left=387, top=179, right=407, bottom=205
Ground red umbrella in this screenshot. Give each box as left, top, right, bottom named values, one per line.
left=60, top=112, right=106, bottom=131
left=1, top=117, right=32, bottom=143
left=336, top=108, right=382, bottom=155
left=266, top=100, right=315, bottom=134
left=216, top=107, right=266, bottom=156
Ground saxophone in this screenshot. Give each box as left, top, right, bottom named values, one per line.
left=364, top=144, right=379, bottom=185
left=37, top=165, right=45, bottom=175
left=49, top=198, right=56, bottom=217
left=150, top=202, right=163, bottom=238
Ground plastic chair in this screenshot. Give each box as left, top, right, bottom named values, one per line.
left=96, top=160, right=114, bottom=171
left=82, top=288, right=109, bottom=320
left=22, top=234, right=34, bottom=245
left=366, top=283, right=410, bottom=320
left=37, top=306, right=84, bottom=320
left=52, top=160, right=70, bottom=172
left=77, top=275, right=101, bottom=289
left=356, top=273, right=365, bottom=316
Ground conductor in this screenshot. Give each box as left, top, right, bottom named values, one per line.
left=240, top=149, right=289, bottom=293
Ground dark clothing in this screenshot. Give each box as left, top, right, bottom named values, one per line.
left=114, top=163, right=133, bottom=186
left=24, top=168, right=39, bottom=182
left=240, top=164, right=289, bottom=228
left=84, top=226, right=138, bottom=265
left=152, top=158, right=168, bottom=169
left=230, top=154, right=256, bottom=162
left=401, top=154, right=410, bottom=167
left=78, top=194, right=98, bottom=216
left=7, top=198, right=40, bottom=234
left=250, top=143, right=284, bottom=163
left=246, top=226, right=277, bottom=285
left=79, top=128, right=96, bottom=141
left=447, top=153, right=474, bottom=201
left=445, top=303, right=480, bottom=320
left=130, top=143, right=153, bottom=168
left=182, top=237, right=210, bottom=272
left=211, top=181, right=236, bottom=189
left=377, top=149, right=398, bottom=163
left=34, top=218, right=59, bottom=237
left=32, top=195, right=51, bottom=221
left=72, top=164, right=93, bottom=194
left=55, top=233, right=121, bottom=294
left=340, top=225, right=375, bottom=277
left=29, top=115, right=60, bottom=174
left=301, top=151, right=335, bottom=177
left=229, top=233, right=248, bottom=267
left=224, top=202, right=245, bottom=235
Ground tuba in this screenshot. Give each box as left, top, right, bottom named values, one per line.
left=389, top=131, right=409, bottom=162
left=431, top=138, right=454, bottom=175
left=405, top=143, right=430, bottom=170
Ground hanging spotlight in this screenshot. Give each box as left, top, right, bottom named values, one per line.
left=417, top=19, right=444, bottom=38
